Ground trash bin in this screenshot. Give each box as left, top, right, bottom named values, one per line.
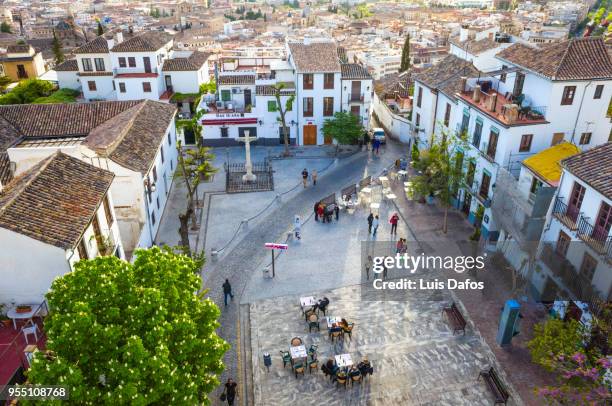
left=262, top=266, right=271, bottom=278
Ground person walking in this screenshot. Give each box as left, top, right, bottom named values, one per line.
left=301, top=168, right=308, bottom=188
left=334, top=204, right=339, bottom=221
left=223, top=378, right=237, bottom=405
left=223, top=279, right=234, bottom=306
left=365, top=255, right=373, bottom=280
left=367, top=212, right=374, bottom=233
left=312, top=169, right=317, bottom=185
left=314, top=201, right=320, bottom=222
left=390, top=213, right=399, bottom=235
left=372, top=215, right=379, bottom=236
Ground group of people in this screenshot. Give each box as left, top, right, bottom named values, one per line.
left=301, top=168, right=318, bottom=188
left=367, top=212, right=401, bottom=236
left=315, top=201, right=339, bottom=223
left=321, top=357, right=374, bottom=384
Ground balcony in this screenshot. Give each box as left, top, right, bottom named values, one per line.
left=576, top=216, right=612, bottom=260
left=350, top=93, right=365, bottom=102
left=552, top=197, right=580, bottom=230
left=459, top=82, right=547, bottom=126
left=98, top=228, right=119, bottom=257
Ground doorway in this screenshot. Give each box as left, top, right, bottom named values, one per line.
left=165, top=75, right=173, bottom=92
left=244, top=89, right=252, bottom=108
left=461, top=193, right=472, bottom=216
left=143, top=57, right=152, bottom=73
left=513, top=72, right=525, bottom=97
left=303, top=125, right=317, bottom=145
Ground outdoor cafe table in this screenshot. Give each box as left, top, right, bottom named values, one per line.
left=300, top=296, right=317, bottom=309
left=335, top=354, right=353, bottom=368
left=7, top=305, right=38, bottom=330
left=326, top=316, right=342, bottom=328
left=290, top=345, right=307, bottom=360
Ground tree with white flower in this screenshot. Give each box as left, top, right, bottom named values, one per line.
left=24, top=247, right=229, bottom=405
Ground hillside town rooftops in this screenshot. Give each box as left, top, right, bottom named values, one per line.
left=54, top=59, right=78, bottom=71
left=414, top=54, right=479, bottom=99
left=0, top=152, right=114, bottom=249
left=449, top=36, right=501, bottom=55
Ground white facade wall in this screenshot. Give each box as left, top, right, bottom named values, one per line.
left=81, top=76, right=115, bottom=101
left=540, top=171, right=612, bottom=299
left=0, top=190, right=122, bottom=304
left=56, top=71, right=80, bottom=90
left=115, top=76, right=162, bottom=101
left=295, top=72, right=342, bottom=145
left=340, top=78, right=373, bottom=129
left=372, top=93, right=412, bottom=144
left=410, top=81, right=437, bottom=149
left=164, top=70, right=200, bottom=94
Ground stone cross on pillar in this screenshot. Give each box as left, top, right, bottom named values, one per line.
left=239, top=130, right=257, bottom=182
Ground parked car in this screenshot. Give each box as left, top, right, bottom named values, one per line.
left=372, top=128, right=386, bottom=144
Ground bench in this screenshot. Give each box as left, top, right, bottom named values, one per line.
left=478, top=367, right=510, bottom=405
left=442, top=302, right=467, bottom=335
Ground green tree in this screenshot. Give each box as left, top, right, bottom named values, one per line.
left=0, top=76, right=13, bottom=92
left=400, top=34, right=411, bottom=72
left=0, top=79, right=54, bottom=105
left=25, top=248, right=229, bottom=405
left=175, top=119, right=217, bottom=254
left=528, top=318, right=586, bottom=370
left=0, top=22, right=11, bottom=33
left=33, top=88, right=79, bottom=104
left=97, top=21, right=104, bottom=36
left=52, top=33, right=64, bottom=65
left=270, top=83, right=295, bottom=156
left=411, top=130, right=465, bottom=233
left=322, top=111, right=363, bottom=153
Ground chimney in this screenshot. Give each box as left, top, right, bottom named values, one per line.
left=460, top=24, right=469, bottom=42
left=506, top=104, right=519, bottom=124
left=473, top=84, right=481, bottom=103
left=116, top=32, right=123, bottom=43
left=460, top=76, right=467, bottom=93
left=487, top=93, right=497, bottom=112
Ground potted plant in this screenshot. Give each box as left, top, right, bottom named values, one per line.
left=0, top=304, right=10, bottom=327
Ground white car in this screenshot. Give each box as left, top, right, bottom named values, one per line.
left=372, top=128, right=386, bottom=144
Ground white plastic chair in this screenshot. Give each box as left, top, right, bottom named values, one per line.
left=22, top=323, right=39, bottom=344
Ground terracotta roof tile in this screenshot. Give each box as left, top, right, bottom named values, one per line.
left=54, top=59, right=78, bottom=71
left=449, top=36, right=502, bottom=55
left=496, top=37, right=612, bottom=81
left=414, top=54, right=479, bottom=99
left=561, top=142, right=612, bottom=200
left=86, top=100, right=177, bottom=174
left=255, top=83, right=295, bottom=96
left=0, top=152, right=114, bottom=249
left=162, top=51, right=211, bottom=71
left=73, top=36, right=109, bottom=54
left=218, top=75, right=255, bottom=85
left=288, top=41, right=341, bottom=73
left=7, top=44, right=31, bottom=53
left=341, top=64, right=372, bottom=80
left=0, top=101, right=141, bottom=139
left=111, top=31, right=173, bottom=52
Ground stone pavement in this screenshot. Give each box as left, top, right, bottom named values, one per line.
left=250, top=285, right=521, bottom=405
left=201, top=142, right=405, bottom=405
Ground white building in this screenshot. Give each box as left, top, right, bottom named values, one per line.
left=198, top=39, right=373, bottom=146
left=1, top=100, right=179, bottom=259
left=0, top=152, right=121, bottom=304
left=57, top=31, right=212, bottom=107
left=537, top=142, right=612, bottom=302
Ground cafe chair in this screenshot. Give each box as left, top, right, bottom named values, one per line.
left=279, top=351, right=291, bottom=368
left=22, top=322, right=39, bottom=344
left=308, top=314, right=320, bottom=332
left=335, top=373, right=347, bottom=388
left=307, top=358, right=318, bottom=374
left=343, top=323, right=355, bottom=340
left=290, top=337, right=303, bottom=347
left=307, top=344, right=318, bottom=358
left=293, top=362, right=305, bottom=379
left=330, top=330, right=343, bottom=343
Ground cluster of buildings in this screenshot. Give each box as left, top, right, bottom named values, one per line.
left=404, top=33, right=611, bottom=303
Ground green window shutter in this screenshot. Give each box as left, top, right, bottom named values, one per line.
left=267, top=100, right=276, bottom=112
left=221, top=90, right=231, bottom=102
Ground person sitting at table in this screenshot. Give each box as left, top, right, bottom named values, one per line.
left=357, top=357, right=373, bottom=376
left=340, top=318, right=349, bottom=330
left=348, top=366, right=361, bottom=379
left=329, top=323, right=342, bottom=337
left=322, top=359, right=338, bottom=380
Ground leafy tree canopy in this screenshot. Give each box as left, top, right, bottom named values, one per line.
left=25, top=247, right=229, bottom=405
left=33, top=88, right=80, bottom=104
left=0, top=79, right=54, bottom=105
left=322, top=111, right=363, bottom=145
